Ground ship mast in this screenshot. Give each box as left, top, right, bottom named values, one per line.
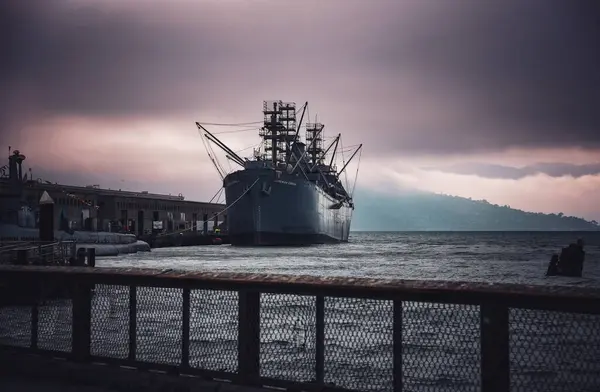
left=308, top=133, right=339, bottom=173
left=259, top=101, right=297, bottom=165
left=306, top=121, right=325, bottom=168
left=285, top=102, right=308, bottom=166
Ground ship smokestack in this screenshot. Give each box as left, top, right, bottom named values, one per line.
left=9, top=149, right=26, bottom=184
left=8, top=150, right=18, bottom=183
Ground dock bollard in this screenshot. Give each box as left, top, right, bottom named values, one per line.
left=87, top=248, right=96, bottom=267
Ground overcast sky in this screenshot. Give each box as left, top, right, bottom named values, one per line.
left=1, top=0, right=599, bottom=219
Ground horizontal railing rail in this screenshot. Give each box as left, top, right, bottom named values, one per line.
left=0, top=265, right=599, bottom=392
left=0, top=242, right=74, bottom=266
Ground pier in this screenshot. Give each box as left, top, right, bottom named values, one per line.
left=1, top=148, right=226, bottom=243
left=0, top=265, right=599, bottom=391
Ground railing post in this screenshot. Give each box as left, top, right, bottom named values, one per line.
left=31, top=303, right=39, bottom=349
left=393, top=300, right=403, bottom=392
left=16, top=249, right=27, bottom=265
left=87, top=248, right=96, bottom=267
left=315, top=295, right=325, bottom=383
left=480, top=304, right=510, bottom=392
left=76, top=248, right=86, bottom=266
left=182, top=288, right=191, bottom=370
left=238, top=289, right=260, bottom=384
left=72, top=281, right=92, bottom=362
left=129, top=285, right=137, bottom=361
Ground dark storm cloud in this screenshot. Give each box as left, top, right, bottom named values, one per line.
left=1, top=0, right=231, bottom=118
left=1, top=0, right=600, bottom=154
left=373, top=0, right=600, bottom=154
left=425, top=162, right=600, bottom=180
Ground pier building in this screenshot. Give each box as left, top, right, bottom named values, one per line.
left=0, top=148, right=225, bottom=236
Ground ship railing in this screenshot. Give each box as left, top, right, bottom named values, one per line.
left=0, top=241, right=30, bottom=264
left=0, top=266, right=599, bottom=392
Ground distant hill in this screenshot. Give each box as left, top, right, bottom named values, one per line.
left=352, top=190, right=600, bottom=231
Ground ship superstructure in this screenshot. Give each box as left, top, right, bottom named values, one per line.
left=196, top=100, right=362, bottom=245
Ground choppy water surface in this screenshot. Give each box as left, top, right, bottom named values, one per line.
left=2, top=231, right=600, bottom=392
left=100, top=231, right=600, bottom=287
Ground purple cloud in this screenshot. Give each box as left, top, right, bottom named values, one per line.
left=1, top=0, right=599, bottom=156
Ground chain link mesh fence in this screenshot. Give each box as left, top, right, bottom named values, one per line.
left=510, top=309, right=600, bottom=392
left=1, top=278, right=599, bottom=392
left=91, top=284, right=129, bottom=359
left=324, top=298, right=394, bottom=391
left=261, top=293, right=316, bottom=382
left=403, top=302, right=481, bottom=392
left=0, top=305, right=31, bottom=347
left=37, top=299, right=72, bottom=352
left=136, top=286, right=183, bottom=365
left=189, top=289, right=238, bottom=373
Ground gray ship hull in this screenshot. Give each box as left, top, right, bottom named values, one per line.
left=224, top=168, right=353, bottom=246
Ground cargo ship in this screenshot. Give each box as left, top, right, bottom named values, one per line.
left=196, top=100, right=361, bottom=245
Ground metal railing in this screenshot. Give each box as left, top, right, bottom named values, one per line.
left=0, top=241, right=74, bottom=266
left=0, top=265, right=599, bottom=392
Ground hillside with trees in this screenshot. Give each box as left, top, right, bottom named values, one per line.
left=352, top=190, right=600, bottom=231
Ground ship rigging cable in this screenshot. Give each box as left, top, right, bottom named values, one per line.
left=155, top=177, right=261, bottom=237
left=208, top=187, right=223, bottom=204
left=199, top=106, right=306, bottom=128
left=235, top=141, right=262, bottom=154
left=199, top=129, right=225, bottom=180
left=210, top=141, right=228, bottom=177
left=200, top=121, right=263, bottom=126
left=212, top=127, right=258, bottom=135
left=215, top=188, right=225, bottom=204
left=350, top=147, right=362, bottom=198
left=198, top=127, right=240, bottom=179
left=339, top=137, right=350, bottom=192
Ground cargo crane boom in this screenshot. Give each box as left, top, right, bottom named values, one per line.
left=196, top=123, right=245, bottom=167
left=337, top=144, right=362, bottom=179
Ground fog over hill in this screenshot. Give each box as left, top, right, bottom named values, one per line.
left=352, top=189, right=600, bottom=231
